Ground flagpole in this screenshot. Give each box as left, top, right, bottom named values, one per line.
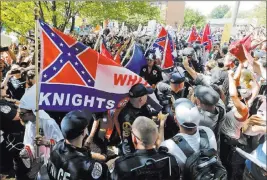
left=34, top=7, right=40, bottom=157
left=94, top=31, right=102, bottom=50
left=121, top=37, right=135, bottom=65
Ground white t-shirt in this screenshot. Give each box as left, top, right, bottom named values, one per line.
left=160, top=126, right=217, bottom=169
left=221, top=110, right=247, bottom=139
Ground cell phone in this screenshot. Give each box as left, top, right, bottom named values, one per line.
left=0, top=47, right=9, bottom=53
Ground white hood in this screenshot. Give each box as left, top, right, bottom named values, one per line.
left=20, top=84, right=51, bottom=120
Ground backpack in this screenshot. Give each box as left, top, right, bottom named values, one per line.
left=172, top=129, right=227, bottom=180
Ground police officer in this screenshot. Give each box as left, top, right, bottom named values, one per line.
left=110, top=116, right=180, bottom=180
left=47, top=110, right=110, bottom=180
left=117, top=83, right=157, bottom=155
left=156, top=71, right=186, bottom=108
left=139, top=50, right=163, bottom=87
left=0, top=99, right=24, bottom=177
left=156, top=71, right=186, bottom=139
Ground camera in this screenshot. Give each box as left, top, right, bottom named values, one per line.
left=0, top=47, right=9, bottom=53
left=11, top=70, right=21, bottom=75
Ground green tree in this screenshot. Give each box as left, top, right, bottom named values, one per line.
left=210, top=5, right=230, bottom=19
left=0, top=1, right=161, bottom=38
left=79, top=1, right=161, bottom=29
left=252, top=1, right=266, bottom=26
left=183, top=8, right=206, bottom=29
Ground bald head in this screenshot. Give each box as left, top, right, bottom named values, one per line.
left=132, top=116, right=158, bottom=147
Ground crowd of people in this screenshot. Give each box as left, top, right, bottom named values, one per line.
left=0, top=23, right=266, bottom=180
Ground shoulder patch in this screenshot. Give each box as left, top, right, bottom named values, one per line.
left=0, top=105, right=11, bottom=114
left=91, top=162, right=103, bottom=179
left=143, top=68, right=146, bottom=72
left=108, top=162, right=115, bottom=173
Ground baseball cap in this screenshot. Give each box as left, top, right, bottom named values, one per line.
left=170, top=72, right=185, bottom=84
left=194, top=85, right=220, bottom=106
left=129, top=83, right=154, bottom=98
left=174, top=98, right=200, bottom=128
left=61, top=110, right=92, bottom=140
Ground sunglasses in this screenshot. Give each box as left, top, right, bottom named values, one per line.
left=131, top=129, right=142, bottom=142
left=19, top=111, right=32, bottom=116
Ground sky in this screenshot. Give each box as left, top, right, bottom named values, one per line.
left=185, top=1, right=262, bottom=16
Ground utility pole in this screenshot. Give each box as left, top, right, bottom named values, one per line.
left=231, top=1, right=240, bottom=27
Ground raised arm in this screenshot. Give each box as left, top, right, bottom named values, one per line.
left=228, top=70, right=249, bottom=121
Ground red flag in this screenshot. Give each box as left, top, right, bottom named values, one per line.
left=196, top=35, right=202, bottom=42
left=187, top=25, right=199, bottom=43
left=114, top=53, right=121, bottom=64
left=201, top=24, right=212, bottom=52
left=100, top=39, right=113, bottom=60
left=162, top=34, right=174, bottom=70
left=229, top=34, right=253, bottom=64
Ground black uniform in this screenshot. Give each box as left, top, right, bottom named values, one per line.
left=0, top=99, right=24, bottom=174
left=156, top=82, right=186, bottom=110
left=118, top=102, right=156, bottom=155
left=140, top=64, right=163, bottom=86
left=47, top=140, right=110, bottom=180
left=111, top=148, right=180, bottom=180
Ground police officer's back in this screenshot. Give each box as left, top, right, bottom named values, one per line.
left=111, top=116, right=180, bottom=180
left=47, top=110, right=110, bottom=180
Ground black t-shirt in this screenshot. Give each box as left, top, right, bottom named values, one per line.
left=140, top=65, right=163, bottom=86
left=7, top=76, right=26, bottom=100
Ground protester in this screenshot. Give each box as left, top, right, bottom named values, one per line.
left=139, top=50, right=163, bottom=87
left=160, top=98, right=217, bottom=168
left=17, top=85, right=64, bottom=180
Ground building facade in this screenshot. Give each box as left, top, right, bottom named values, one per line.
left=151, top=1, right=185, bottom=28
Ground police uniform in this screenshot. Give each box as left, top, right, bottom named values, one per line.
left=0, top=99, right=24, bottom=174
left=117, top=84, right=156, bottom=155
left=140, top=64, right=163, bottom=86
left=47, top=140, right=110, bottom=180
left=156, top=72, right=186, bottom=103
left=110, top=147, right=180, bottom=180
left=47, top=110, right=110, bottom=180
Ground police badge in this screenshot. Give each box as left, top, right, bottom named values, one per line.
left=91, top=162, right=103, bottom=179
left=0, top=105, right=11, bottom=114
